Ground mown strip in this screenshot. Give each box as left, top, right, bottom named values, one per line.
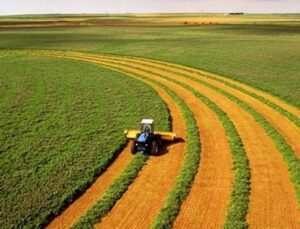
left=72, top=154, right=148, bottom=229
left=92, top=60, right=250, bottom=228
left=103, top=55, right=300, bottom=128
left=147, top=78, right=200, bottom=229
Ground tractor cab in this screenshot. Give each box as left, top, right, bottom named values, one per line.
left=132, top=119, right=158, bottom=154
left=140, top=119, right=154, bottom=134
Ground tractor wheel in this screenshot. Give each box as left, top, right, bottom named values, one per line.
left=151, top=141, right=158, bottom=155
left=131, top=141, right=137, bottom=154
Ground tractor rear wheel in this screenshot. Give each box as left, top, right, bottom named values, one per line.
left=151, top=141, right=158, bottom=155
left=131, top=141, right=137, bottom=154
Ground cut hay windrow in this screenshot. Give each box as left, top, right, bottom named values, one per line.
left=97, top=58, right=299, bottom=226
left=72, top=53, right=300, bottom=159
left=84, top=62, right=230, bottom=227
left=125, top=55, right=300, bottom=117
left=157, top=69, right=300, bottom=205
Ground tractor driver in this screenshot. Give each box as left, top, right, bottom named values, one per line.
left=142, top=124, right=152, bottom=134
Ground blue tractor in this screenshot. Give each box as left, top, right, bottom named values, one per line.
left=124, top=119, right=176, bottom=155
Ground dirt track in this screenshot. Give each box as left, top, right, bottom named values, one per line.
left=30, top=50, right=300, bottom=228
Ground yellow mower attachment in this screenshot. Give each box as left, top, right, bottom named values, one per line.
left=124, top=129, right=176, bottom=141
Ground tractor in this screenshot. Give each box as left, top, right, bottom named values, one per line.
left=124, top=119, right=176, bottom=155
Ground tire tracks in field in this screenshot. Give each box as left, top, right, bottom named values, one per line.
left=60, top=52, right=300, bottom=228
left=24, top=50, right=300, bottom=227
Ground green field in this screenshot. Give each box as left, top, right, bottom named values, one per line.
left=0, top=14, right=300, bottom=228
left=1, top=16, right=299, bottom=106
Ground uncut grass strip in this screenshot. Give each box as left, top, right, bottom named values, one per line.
left=89, top=54, right=300, bottom=128
left=71, top=154, right=149, bottom=229
left=74, top=58, right=249, bottom=227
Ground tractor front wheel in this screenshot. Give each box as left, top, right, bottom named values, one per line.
left=151, top=141, right=158, bottom=155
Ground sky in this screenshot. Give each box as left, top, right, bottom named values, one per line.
left=1, top=0, right=300, bottom=15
